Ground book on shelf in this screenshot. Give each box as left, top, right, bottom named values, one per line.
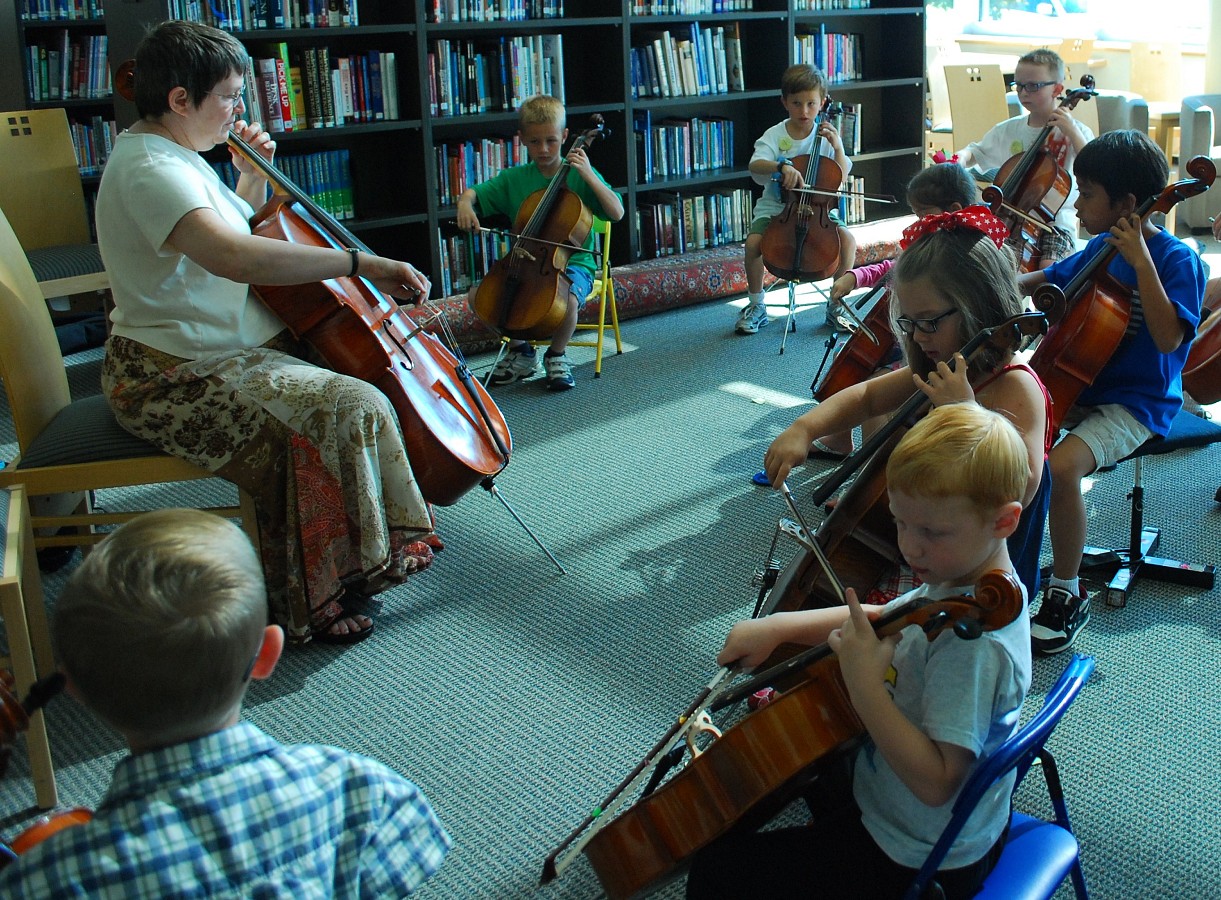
left=725, top=22, right=744, bottom=92
left=540, top=33, right=565, bottom=105
left=301, top=47, right=325, bottom=130
left=256, top=56, right=285, bottom=133
left=268, top=43, right=295, bottom=131
left=320, top=47, right=338, bottom=127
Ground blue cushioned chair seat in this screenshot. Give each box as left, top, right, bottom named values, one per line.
left=16, top=394, right=164, bottom=469
left=25, top=243, right=104, bottom=284
left=974, top=812, right=1079, bottom=900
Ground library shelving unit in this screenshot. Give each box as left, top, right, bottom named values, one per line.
left=14, top=3, right=117, bottom=203
left=102, top=1, right=925, bottom=288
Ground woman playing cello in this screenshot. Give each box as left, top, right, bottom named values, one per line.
left=957, top=48, right=1092, bottom=270
left=97, top=21, right=438, bottom=645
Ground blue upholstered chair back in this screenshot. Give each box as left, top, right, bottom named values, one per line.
left=904, top=654, right=1095, bottom=900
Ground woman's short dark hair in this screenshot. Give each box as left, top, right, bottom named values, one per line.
left=133, top=20, right=247, bottom=119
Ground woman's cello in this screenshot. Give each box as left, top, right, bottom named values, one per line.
left=982, top=75, right=1097, bottom=272
left=470, top=117, right=606, bottom=341
left=1028, top=156, right=1217, bottom=429
left=759, top=99, right=844, bottom=282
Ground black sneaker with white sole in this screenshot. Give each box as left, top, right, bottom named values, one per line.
left=1030, top=586, right=1092, bottom=656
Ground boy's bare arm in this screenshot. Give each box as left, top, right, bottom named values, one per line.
left=455, top=188, right=480, bottom=231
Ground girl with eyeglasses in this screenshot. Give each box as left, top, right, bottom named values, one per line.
left=764, top=207, right=1054, bottom=602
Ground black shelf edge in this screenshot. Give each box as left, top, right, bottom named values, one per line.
left=425, top=17, right=619, bottom=32
left=29, top=97, right=113, bottom=107
left=232, top=24, right=416, bottom=39
left=349, top=212, right=430, bottom=231
left=853, top=146, right=924, bottom=164
left=270, top=119, right=423, bottom=140
left=829, top=77, right=924, bottom=93
left=18, top=17, right=106, bottom=27
left=794, top=7, right=925, bottom=18
left=627, top=11, right=786, bottom=25
left=636, top=166, right=751, bottom=192
left=632, top=88, right=772, bottom=110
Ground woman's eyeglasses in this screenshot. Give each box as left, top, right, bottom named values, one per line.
left=206, top=89, right=245, bottom=108
left=1010, top=80, right=1056, bottom=94
left=895, top=308, right=958, bottom=335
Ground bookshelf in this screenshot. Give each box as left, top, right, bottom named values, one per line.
left=100, top=0, right=924, bottom=290
left=12, top=2, right=118, bottom=221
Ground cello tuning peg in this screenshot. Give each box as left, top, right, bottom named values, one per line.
left=953, top=618, right=983, bottom=641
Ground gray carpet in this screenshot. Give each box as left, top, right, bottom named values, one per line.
left=2, top=285, right=1220, bottom=899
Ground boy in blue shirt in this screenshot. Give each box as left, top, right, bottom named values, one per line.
left=1019, top=129, right=1207, bottom=654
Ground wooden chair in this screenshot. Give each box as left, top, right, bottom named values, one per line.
left=0, top=108, right=108, bottom=302
left=0, top=207, right=259, bottom=556
left=1, top=485, right=58, bottom=809
left=566, top=217, right=622, bottom=378
left=944, top=64, right=1011, bottom=151
left=1054, top=38, right=1096, bottom=83
left=1128, top=42, right=1183, bottom=161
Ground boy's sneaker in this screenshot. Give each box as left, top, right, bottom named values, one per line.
left=1030, top=586, right=1092, bottom=656
left=544, top=353, right=575, bottom=391
left=735, top=303, right=769, bottom=335
left=489, top=347, right=541, bottom=386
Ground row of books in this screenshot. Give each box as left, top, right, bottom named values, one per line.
left=212, top=149, right=354, bottom=220
left=830, top=101, right=861, bottom=157
left=434, top=136, right=530, bottom=207
left=796, top=0, right=871, bottom=8
left=794, top=28, right=864, bottom=84
left=838, top=175, right=869, bottom=226
left=634, top=110, right=735, bottom=183
left=244, top=45, right=398, bottom=134
left=428, top=34, right=564, bottom=118
left=68, top=114, right=116, bottom=177
left=633, top=1, right=754, bottom=12
left=636, top=187, right=753, bottom=259
left=23, top=32, right=111, bottom=102
left=428, top=0, right=563, bottom=21
left=631, top=22, right=744, bottom=100
left=18, top=0, right=102, bottom=21
left=435, top=228, right=510, bottom=298
left=168, top=0, right=358, bottom=32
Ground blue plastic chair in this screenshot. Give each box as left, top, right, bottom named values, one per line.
left=904, top=654, right=1095, bottom=900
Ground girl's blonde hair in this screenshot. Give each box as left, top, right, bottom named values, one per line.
left=888, top=403, right=1028, bottom=513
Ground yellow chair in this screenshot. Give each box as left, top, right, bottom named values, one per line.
left=485, top=217, right=622, bottom=381
left=0, top=108, right=109, bottom=301
left=0, top=207, right=259, bottom=555
left=567, top=217, right=622, bottom=378
left=1, top=484, right=58, bottom=809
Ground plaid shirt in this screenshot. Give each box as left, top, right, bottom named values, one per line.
left=0, top=722, right=450, bottom=898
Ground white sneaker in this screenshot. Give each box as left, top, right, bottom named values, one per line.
left=735, top=303, right=769, bottom=335
left=544, top=353, right=575, bottom=391
left=490, top=348, right=541, bottom=385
